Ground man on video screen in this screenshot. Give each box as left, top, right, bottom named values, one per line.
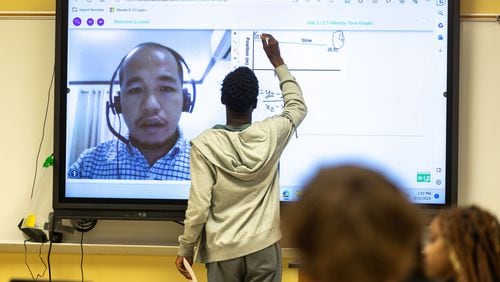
left=68, top=42, right=191, bottom=180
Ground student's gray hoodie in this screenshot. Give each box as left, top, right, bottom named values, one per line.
left=178, top=64, right=307, bottom=263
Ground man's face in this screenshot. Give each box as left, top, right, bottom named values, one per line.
left=423, top=218, right=455, bottom=281
left=119, top=47, right=183, bottom=149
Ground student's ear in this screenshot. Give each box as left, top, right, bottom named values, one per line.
left=221, top=96, right=226, bottom=105
left=253, top=99, right=257, bottom=109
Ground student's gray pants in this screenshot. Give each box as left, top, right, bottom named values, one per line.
left=206, top=243, right=282, bottom=282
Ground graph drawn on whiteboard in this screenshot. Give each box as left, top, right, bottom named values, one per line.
left=250, top=30, right=346, bottom=71
left=231, top=30, right=345, bottom=118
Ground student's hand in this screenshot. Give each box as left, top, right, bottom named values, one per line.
left=261, top=33, right=285, bottom=68
left=175, top=255, right=193, bottom=280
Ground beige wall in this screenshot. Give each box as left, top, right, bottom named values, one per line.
left=0, top=18, right=55, bottom=243
left=458, top=21, right=500, bottom=216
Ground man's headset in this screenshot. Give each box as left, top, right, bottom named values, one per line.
left=105, top=43, right=196, bottom=144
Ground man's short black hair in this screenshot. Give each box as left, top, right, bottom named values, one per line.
left=221, top=67, right=259, bottom=113
left=119, top=42, right=184, bottom=84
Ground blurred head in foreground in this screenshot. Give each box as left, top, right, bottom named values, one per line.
left=285, top=165, right=423, bottom=282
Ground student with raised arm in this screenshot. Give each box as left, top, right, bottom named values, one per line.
left=176, top=33, right=307, bottom=282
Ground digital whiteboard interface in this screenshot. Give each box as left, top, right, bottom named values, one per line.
left=63, top=0, right=453, bottom=205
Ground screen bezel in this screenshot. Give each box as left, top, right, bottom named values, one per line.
left=53, top=0, right=460, bottom=220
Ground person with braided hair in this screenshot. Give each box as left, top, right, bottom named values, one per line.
left=176, top=33, right=307, bottom=281
left=423, top=205, right=500, bottom=282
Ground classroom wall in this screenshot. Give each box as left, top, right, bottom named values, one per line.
left=0, top=249, right=298, bottom=282
left=1, top=0, right=500, bottom=281
left=0, top=1, right=54, bottom=12
left=461, top=0, right=500, bottom=14
left=458, top=21, right=500, bottom=216
left=0, top=19, right=55, bottom=243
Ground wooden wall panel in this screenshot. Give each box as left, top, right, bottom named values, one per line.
left=0, top=1, right=54, bottom=12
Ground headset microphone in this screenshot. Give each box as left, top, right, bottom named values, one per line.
left=105, top=99, right=128, bottom=145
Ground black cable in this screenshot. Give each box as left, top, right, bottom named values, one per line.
left=69, top=218, right=96, bottom=282
left=71, top=219, right=98, bottom=233
left=37, top=241, right=48, bottom=281
left=47, top=240, right=53, bottom=282
left=116, top=116, right=122, bottom=179
left=80, top=231, right=84, bottom=282
left=24, top=240, right=36, bottom=280
left=47, top=213, right=55, bottom=282
left=24, top=240, right=48, bottom=281
left=30, top=67, right=55, bottom=199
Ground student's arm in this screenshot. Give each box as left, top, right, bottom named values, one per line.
left=275, top=65, right=307, bottom=128
left=261, top=33, right=307, bottom=129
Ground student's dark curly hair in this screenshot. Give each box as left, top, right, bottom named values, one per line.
left=437, top=205, right=500, bottom=282
left=221, top=67, right=259, bottom=113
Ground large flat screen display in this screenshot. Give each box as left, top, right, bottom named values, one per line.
left=54, top=0, right=459, bottom=219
